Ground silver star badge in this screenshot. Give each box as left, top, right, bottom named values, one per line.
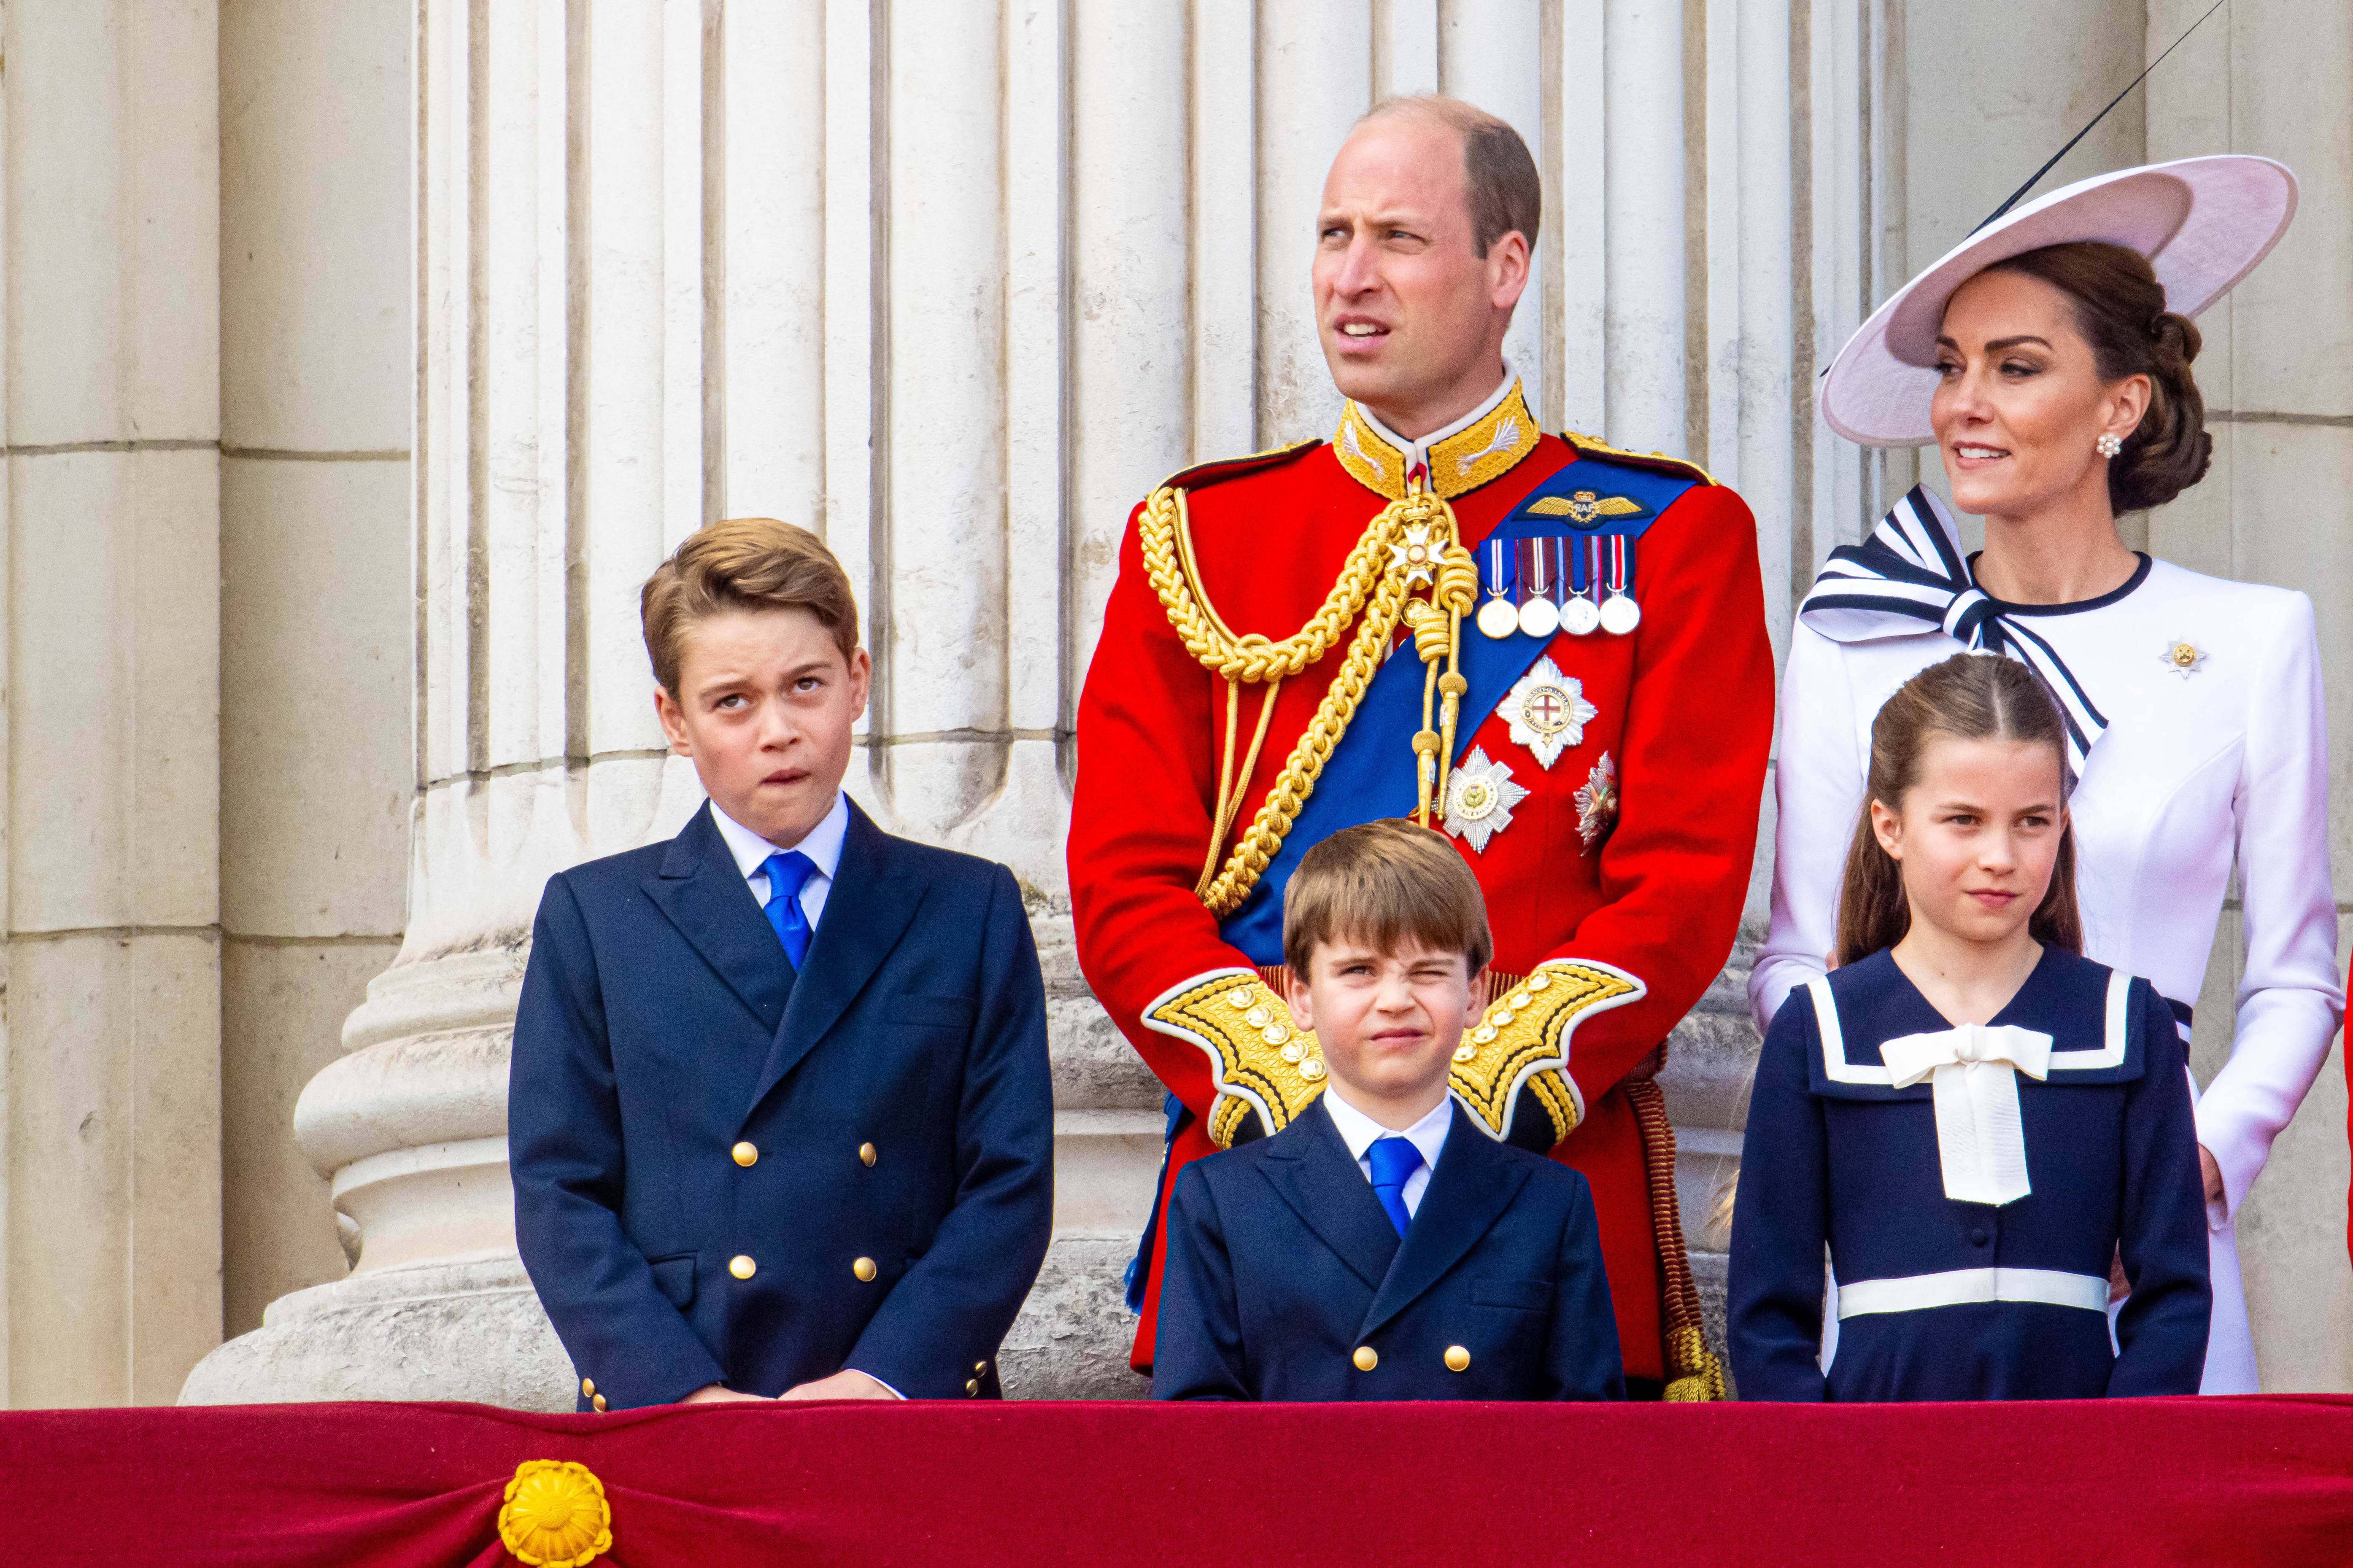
left=1443, top=746, right=1530, bottom=854
left=2159, top=638, right=2207, bottom=679
left=1501, top=656, right=1598, bottom=769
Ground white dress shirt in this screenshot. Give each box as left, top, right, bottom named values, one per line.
left=1751, top=554, right=2343, bottom=1394
left=1320, top=1088, right=1453, bottom=1219
left=710, top=792, right=850, bottom=930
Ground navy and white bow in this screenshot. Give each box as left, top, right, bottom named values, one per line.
left=1798, top=485, right=2106, bottom=776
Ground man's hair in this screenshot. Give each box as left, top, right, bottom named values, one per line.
left=1282, top=818, right=1494, bottom=976
left=1359, top=95, right=1541, bottom=257
left=640, top=517, right=860, bottom=695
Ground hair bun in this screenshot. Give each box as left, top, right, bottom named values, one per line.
left=1986, top=243, right=2212, bottom=513
left=2150, top=310, right=2201, bottom=366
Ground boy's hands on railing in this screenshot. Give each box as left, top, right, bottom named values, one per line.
left=680, top=1383, right=766, bottom=1404
left=778, top=1369, right=899, bottom=1401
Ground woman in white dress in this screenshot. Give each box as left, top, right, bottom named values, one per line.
left=1750, top=156, right=2342, bottom=1393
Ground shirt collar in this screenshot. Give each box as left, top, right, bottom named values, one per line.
left=1331, top=365, right=1541, bottom=501
left=709, top=790, right=850, bottom=884
left=1322, top=1085, right=1454, bottom=1168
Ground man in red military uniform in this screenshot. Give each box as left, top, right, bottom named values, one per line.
left=1070, top=95, right=1773, bottom=1396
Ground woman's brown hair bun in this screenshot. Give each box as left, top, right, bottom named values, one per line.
left=1984, top=241, right=2214, bottom=512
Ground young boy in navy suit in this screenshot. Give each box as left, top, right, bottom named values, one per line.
left=511, top=517, right=1054, bottom=1409
left=1152, top=819, right=1623, bottom=1401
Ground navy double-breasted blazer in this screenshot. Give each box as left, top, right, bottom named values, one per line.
left=510, top=798, right=1054, bottom=1408
left=1152, top=1097, right=1624, bottom=1401
left=1729, top=946, right=2208, bottom=1401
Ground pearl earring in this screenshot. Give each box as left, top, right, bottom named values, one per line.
left=2095, top=433, right=2124, bottom=458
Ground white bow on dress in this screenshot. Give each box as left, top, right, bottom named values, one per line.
left=1879, top=1023, right=2054, bottom=1207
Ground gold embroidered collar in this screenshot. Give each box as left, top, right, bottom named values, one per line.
left=1332, top=375, right=1542, bottom=501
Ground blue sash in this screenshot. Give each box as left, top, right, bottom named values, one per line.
left=1214, top=452, right=1699, bottom=962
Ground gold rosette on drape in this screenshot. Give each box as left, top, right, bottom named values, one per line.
left=499, top=1459, right=613, bottom=1567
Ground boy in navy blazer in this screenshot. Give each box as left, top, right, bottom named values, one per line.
left=1152, top=820, right=1624, bottom=1401
left=511, top=518, right=1054, bottom=1409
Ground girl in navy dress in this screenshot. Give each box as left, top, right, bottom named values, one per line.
left=1730, top=653, right=2209, bottom=1400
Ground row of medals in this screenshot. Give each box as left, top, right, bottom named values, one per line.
left=1471, top=535, right=1641, bottom=641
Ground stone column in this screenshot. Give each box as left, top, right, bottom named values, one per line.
left=1257, top=0, right=1369, bottom=445
left=1, top=0, right=224, bottom=1408
left=216, top=0, right=416, bottom=1344
left=1600, top=0, right=1692, bottom=456
left=187, top=0, right=623, bottom=1407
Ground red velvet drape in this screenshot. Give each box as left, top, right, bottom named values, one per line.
left=5, top=1397, right=2349, bottom=1565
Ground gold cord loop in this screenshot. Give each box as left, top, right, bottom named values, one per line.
left=1142, top=487, right=1400, bottom=682
left=1432, top=543, right=1480, bottom=615
left=1403, top=598, right=1451, bottom=663
left=1141, top=478, right=1466, bottom=916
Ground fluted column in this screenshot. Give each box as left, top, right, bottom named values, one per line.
left=1441, top=0, right=1546, bottom=418
left=216, top=0, right=416, bottom=1349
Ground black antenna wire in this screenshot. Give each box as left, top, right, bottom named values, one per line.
left=1972, top=0, right=2233, bottom=233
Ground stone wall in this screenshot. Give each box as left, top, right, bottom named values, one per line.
left=0, top=0, right=2341, bottom=1410
left=2, top=0, right=225, bottom=1407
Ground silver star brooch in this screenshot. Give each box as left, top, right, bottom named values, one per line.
left=1501, top=656, right=1598, bottom=769
left=1444, top=746, right=1530, bottom=854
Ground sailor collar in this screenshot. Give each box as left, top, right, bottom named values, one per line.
left=1333, top=372, right=1542, bottom=501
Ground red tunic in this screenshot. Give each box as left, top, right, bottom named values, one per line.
left=1069, top=421, right=1774, bottom=1382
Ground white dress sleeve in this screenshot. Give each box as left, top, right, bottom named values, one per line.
left=2199, top=590, right=2345, bottom=1220
left=1749, top=621, right=1872, bottom=1030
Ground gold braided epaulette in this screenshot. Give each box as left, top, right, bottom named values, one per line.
left=1143, top=971, right=1326, bottom=1149
left=1561, top=430, right=1717, bottom=488
left=1447, top=959, right=1648, bottom=1145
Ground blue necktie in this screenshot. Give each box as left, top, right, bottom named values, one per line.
left=758, top=851, right=818, bottom=969
left=1365, top=1136, right=1424, bottom=1237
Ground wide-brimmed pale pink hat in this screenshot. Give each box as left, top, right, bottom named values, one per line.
left=1821, top=154, right=2299, bottom=447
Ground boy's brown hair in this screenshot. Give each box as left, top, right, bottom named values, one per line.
left=1282, top=818, right=1493, bottom=977
left=639, top=517, right=860, bottom=694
